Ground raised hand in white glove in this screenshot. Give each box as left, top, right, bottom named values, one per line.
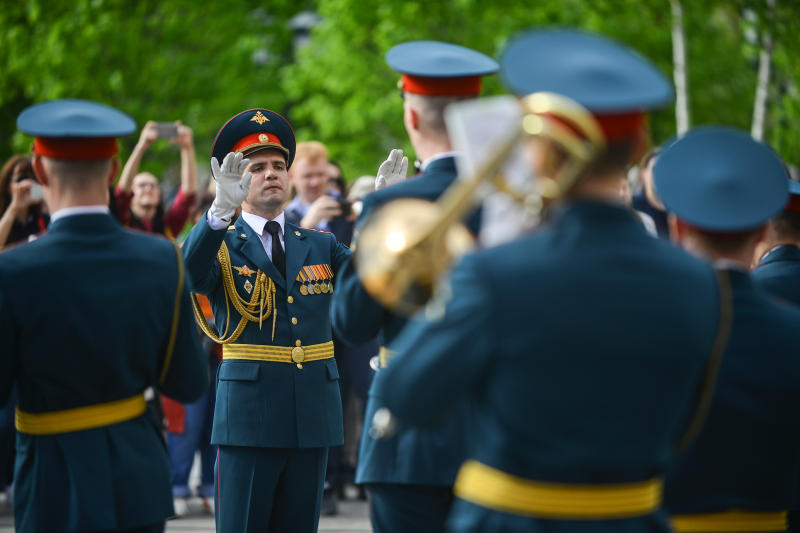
left=375, top=149, right=408, bottom=190
left=209, top=152, right=251, bottom=221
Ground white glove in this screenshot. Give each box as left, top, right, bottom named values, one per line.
left=375, top=149, right=408, bottom=190
left=209, top=152, right=251, bottom=221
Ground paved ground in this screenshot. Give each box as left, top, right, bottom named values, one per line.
left=0, top=497, right=370, bottom=532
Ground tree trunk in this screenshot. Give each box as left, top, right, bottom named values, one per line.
left=751, top=0, right=776, bottom=141
left=671, top=0, right=690, bottom=135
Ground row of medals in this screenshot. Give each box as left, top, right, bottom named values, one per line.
left=299, top=281, right=333, bottom=295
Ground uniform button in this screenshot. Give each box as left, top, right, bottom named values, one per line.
left=291, top=317, right=298, bottom=325
left=296, top=340, right=302, bottom=346
left=287, top=296, right=294, bottom=304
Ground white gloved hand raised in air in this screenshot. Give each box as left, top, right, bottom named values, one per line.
left=375, top=149, right=408, bottom=190
left=209, top=152, right=251, bottom=221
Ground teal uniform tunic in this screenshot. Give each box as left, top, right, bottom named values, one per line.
left=182, top=213, right=350, bottom=532
left=375, top=201, right=722, bottom=532
left=0, top=213, right=208, bottom=532
left=753, top=245, right=800, bottom=307
left=752, top=245, right=800, bottom=530
left=331, top=156, right=478, bottom=532
left=663, top=269, right=800, bottom=532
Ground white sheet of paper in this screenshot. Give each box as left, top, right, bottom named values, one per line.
left=445, top=95, right=538, bottom=248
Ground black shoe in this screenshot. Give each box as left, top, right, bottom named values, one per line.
left=322, top=489, right=338, bottom=516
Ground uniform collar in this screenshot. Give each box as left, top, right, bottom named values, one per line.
left=50, top=205, right=110, bottom=223
left=420, top=152, right=458, bottom=172
left=757, top=244, right=800, bottom=267
left=241, top=210, right=285, bottom=237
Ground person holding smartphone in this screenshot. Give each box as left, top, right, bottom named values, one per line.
left=114, top=120, right=197, bottom=239
left=285, top=141, right=354, bottom=246
left=0, top=154, right=49, bottom=249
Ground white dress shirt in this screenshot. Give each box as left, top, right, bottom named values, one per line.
left=207, top=210, right=285, bottom=261
left=49, top=205, right=110, bottom=222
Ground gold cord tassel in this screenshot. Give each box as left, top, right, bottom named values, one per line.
left=271, top=283, right=277, bottom=341
left=192, top=242, right=278, bottom=344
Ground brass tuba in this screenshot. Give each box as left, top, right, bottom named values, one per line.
left=354, top=92, right=606, bottom=317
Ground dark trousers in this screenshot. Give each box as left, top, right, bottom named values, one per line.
left=215, top=445, right=328, bottom=533
left=368, top=483, right=454, bottom=533
left=167, top=357, right=218, bottom=498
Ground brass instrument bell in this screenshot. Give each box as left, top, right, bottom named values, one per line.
left=355, top=92, right=605, bottom=317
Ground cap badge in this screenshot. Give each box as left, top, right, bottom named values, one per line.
left=250, top=111, right=270, bottom=125
left=233, top=265, right=254, bottom=277
left=258, top=133, right=269, bottom=142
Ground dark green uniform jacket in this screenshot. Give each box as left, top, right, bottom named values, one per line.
left=0, top=213, right=208, bottom=532
left=664, top=269, right=800, bottom=530
left=182, top=214, right=350, bottom=448
left=332, top=156, right=476, bottom=487
left=376, top=201, right=722, bottom=532
left=753, top=244, right=800, bottom=307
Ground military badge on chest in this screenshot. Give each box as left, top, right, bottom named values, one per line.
left=233, top=264, right=255, bottom=294
left=297, top=264, right=334, bottom=296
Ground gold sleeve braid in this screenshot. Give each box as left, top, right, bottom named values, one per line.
left=191, top=241, right=277, bottom=344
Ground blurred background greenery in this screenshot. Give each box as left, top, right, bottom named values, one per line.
left=1, top=0, right=798, bottom=188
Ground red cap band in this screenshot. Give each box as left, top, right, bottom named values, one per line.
left=34, top=137, right=118, bottom=159
left=232, top=132, right=289, bottom=156
left=401, top=74, right=482, bottom=96
left=593, top=112, right=645, bottom=141
left=785, top=195, right=800, bottom=212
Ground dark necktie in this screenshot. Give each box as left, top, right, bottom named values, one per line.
left=265, top=221, right=286, bottom=278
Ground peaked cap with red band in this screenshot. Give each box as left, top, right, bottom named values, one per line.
left=386, top=40, right=498, bottom=97
left=783, top=178, right=800, bottom=213
left=211, top=108, right=296, bottom=169
left=501, top=29, right=674, bottom=141
left=654, top=127, right=788, bottom=232
left=17, top=99, right=136, bottom=159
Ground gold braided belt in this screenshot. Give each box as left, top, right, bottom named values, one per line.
left=671, top=510, right=788, bottom=532
left=193, top=242, right=278, bottom=344
left=454, top=460, right=662, bottom=520
left=15, top=394, right=147, bottom=435
left=223, top=341, right=334, bottom=369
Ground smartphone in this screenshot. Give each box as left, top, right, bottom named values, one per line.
left=337, top=198, right=352, bottom=217
left=155, top=122, right=178, bottom=139
left=28, top=183, right=44, bottom=202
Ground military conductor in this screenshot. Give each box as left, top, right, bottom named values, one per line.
left=0, top=99, right=208, bottom=533
left=182, top=108, right=351, bottom=533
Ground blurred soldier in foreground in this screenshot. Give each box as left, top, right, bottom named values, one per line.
left=752, top=178, right=800, bottom=306
left=331, top=41, right=498, bottom=532
left=182, top=108, right=350, bottom=532
left=656, top=127, right=800, bottom=533
left=372, top=30, right=727, bottom=532
left=0, top=99, right=207, bottom=532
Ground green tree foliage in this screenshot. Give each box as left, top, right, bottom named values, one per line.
left=0, top=0, right=312, bottom=182
left=284, top=0, right=800, bottom=178
left=1, top=0, right=798, bottom=183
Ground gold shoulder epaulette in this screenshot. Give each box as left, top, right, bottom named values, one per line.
left=302, top=227, right=331, bottom=235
